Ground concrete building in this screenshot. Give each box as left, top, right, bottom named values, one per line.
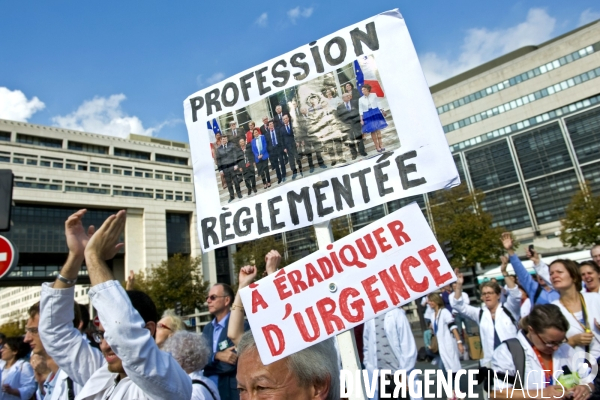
left=1, top=19, right=600, bottom=326
left=0, top=121, right=201, bottom=324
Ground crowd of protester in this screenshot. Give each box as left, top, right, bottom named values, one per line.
left=211, top=82, right=389, bottom=203
left=2, top=209, right=600, bottom=399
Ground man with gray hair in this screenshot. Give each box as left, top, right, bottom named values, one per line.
left=236, top=331, right=339, bottom=400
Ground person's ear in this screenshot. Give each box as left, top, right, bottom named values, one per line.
left=311, top=375, right=331, bottom=400
left=146, top=321, right=156, bottom=337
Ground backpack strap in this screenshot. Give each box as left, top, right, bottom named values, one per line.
left=533, top=285, right=543, bottom=304
left=502, top=307, right=517, bottom=326
left=503, top=338, right=526, bottom=389
left=479, top=309, right=484, bottom=322
left=66, top=377, right=75, bottom=400
left=192, top=379, right=217, bottom=400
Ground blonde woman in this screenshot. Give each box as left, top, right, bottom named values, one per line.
left=156, top=309, right=186, bottom=348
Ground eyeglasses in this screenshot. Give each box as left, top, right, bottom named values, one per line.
left=157, top=323, right=172, bottom=331
left=207, top=295, right=227, bottom=302
left=481, top=292, right=496, bottom=297
left=92, top=331, right=105, bottom=344
left=535, top=331, right=567, bottom=348
left=25, top=327, right=39, bottom=335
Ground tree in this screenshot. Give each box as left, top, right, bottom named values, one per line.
left=560, top=181, right=600, bottom=248
left=0, top=320, right=26, bottom=337
left=132, top=254, right=209, bottom=316
left=233, top=235, right=287, bottom=285
left=430, top=184, right=506, bottom=269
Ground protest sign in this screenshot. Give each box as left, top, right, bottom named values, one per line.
left=238, top=202, right=456, bottom=365
left=184, top=9, right=460, bottom=252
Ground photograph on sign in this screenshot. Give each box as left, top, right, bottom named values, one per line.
left=184, top=10, right=460, bottom=252
left=238, top=202, right=456, bottom=365
left=209, top=54, right=399, bottom=206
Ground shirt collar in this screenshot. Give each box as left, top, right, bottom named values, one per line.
left=212, top=312, right=230, bottom=329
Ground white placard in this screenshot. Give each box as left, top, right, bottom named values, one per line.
left=184, top=10, right=459, bottom=252
left=239, top=202, right=456, bottom=365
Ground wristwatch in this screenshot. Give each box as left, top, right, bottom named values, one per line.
left=57, top=274, right=77, bottom=285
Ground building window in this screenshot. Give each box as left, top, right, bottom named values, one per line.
left=480, top=186, right=531, bottom=230
left=0, top=131, right=10, bottom=141
left=526, top=170, right=580, bottom=224
left=215, top=247, right=231, bottom=285
left=350, top=205, right=385, bottom=231
left=387, top=194, right=426, bottom=213
left=466, top=140, right=519, bottom=191
left=285, top=226, right=317, bottom=263
left=565, top=106, right=600, bottom=165
left=166, top=213, right=191, bottom=256
left=114, top=148, right=151, bottom=160
left=68, top=141, right=109, bottom=154
left=16, top=134, right=62, bottom=148
left=581, top=162, right=600, bottom=194
left=155, top=154, right=188, bottom=165
left=512, top=123, right=573, bottom=180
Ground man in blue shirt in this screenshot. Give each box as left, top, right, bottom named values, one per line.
left=501, top=232, right=559, bottom=305
left=202, top=283, right=242, bottom=400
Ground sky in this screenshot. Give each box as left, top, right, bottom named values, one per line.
left=0, top=1, right=599, bottom=144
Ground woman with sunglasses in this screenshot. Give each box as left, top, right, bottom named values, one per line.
left=492, top=304, right=593, bottom=400
left=155, top=309, right=186, bottom=348
left=452, top=266, right=520, bottom=377
left=0, top=337, right=36, bottom=400
left=580, top=261, right=600, bottom=294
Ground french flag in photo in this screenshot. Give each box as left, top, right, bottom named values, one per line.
left=211, top=118, right=221, bottom=134
left=206, top=121, right=216, bottom=143
left=354, top=57, right=385, bottom=97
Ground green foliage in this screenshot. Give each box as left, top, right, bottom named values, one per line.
left=430, top=184, right=506, bottom=269
left=560, top=181, right=600, bottom=248
left=0, top=320, right=26, bottom=337
left=233, top=236, right=287, bottom=286
left=132, top=254, right=209, bottom=316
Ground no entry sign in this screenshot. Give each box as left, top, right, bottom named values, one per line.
left=0, top=235, right=18, bottom=279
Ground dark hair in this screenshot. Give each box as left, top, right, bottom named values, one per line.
left=480, top=281, right=501, bottom=295
left=550, top=259, right=582, bottom=291
left=362, top=84, right=372, bottom=92
left=29, top=301, right=81, bottom=328
left=126, top=290, right=158, bottom=324
left=214, top=283, right=234, bottom=305
left=522, top=304, right=569, bottom=333
left=79, top=303, right=90, bottom=331
left=4, top=337, right=30, bottom=360
left=345, top=82, right=354, bottom=90
left=580, top=260, right=600, bottom=274
left=0, top=332, right=6, bottom=342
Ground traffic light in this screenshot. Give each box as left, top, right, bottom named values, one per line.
left=0, top=170, right=14, bottom=232
left=442, top=240, right=453, bottom=262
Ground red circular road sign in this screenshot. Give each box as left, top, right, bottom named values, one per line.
left=0, top=235, right=18, bottom=280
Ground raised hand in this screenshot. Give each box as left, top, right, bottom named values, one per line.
left=500, top=255, right=509, bottom=274
left=501, top=232, right=514, bottom=252
left=265, top=250, right=282, bottom=275
left=238, top=266, right=257, bottom=289
left=65, top=209, right=95, bottom=257
left=126, top=270, right=135, bottom=290
left=84, top=210, right=126, bottom=262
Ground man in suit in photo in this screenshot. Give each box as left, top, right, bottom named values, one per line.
left=264, top=120, right=286, bottom=183
left=273, top=105, right=291, bottom=166
left=227, top=121, right=244, bottom=142
left=337, top=92, right=367, bottom=159
left=278, top=114, right=303, bottom=180
left=216, top=135, right=243, bottom=202
left=202, top=283, right=248, bottom=400
left=236, top=137, right=257, bottom=195
left=296, top=106, right=327, bottom=173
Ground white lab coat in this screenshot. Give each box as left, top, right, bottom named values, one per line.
left=43, top=369, right=84, bottom=400
left=189, top=371, right=220, bottom=400
left=0, top=359, right=36, bottom=400
left=432, top=308, right=462, bottom=372
left=449, top=292, right=469, bottom=313
left=39, top=281, right=192, bottom=400
left=453, top=286, right=520, bottom=368
left=492, top=331, right=581, bottom=390
left=553, top=292, right=600, bottom=359
left=363, top=308, right=423, bottom=400
left=421, top=297, right=434, bottom=321
left=520, top=298, right=531, bottom=319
